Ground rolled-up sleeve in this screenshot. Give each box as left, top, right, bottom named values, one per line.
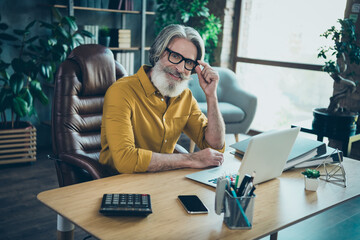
left=183, top=96, right=225, bottom=153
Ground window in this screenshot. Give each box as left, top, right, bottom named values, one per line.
left=235, top=0, right=347, bottom=131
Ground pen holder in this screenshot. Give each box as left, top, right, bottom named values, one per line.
left=223, top=190, right=255, bottom=229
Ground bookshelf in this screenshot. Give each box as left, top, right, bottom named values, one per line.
left=53, top=0, right=156, bottom=70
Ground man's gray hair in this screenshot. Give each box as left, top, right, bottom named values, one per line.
left=149, top=24, right=205, bottom=69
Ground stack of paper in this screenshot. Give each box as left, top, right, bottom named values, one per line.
left=118, top=29, right=131, bottom=48
left=294, top=146, right=343, bottom=168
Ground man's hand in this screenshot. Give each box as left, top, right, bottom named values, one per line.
left=188, top=148, right=224, bottom=168
left=195, top=60, right=219, bottom=98
left=148, top=148, right=224, bottom=172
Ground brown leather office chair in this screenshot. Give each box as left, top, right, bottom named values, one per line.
left=51, top=44, right=125, bottom=187
left=51, top=44, right=188, bottom=187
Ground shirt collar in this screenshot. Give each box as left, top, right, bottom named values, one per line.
left=137, top=65, right=157, bottom=97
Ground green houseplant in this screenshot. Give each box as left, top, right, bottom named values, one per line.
left=301, top=168, right=320, bottom=179
left=0, top=9, right=92, bottom=163
left=0, top=8, right=92, bottom=128
left=98, top=26, right=111, bottom=47
left=0, top=18, right=48, bottom=128
left=34, top=7, right=93, bottom=83
left=314, top=18, right=360, bottom=137
left=302, top=168, right=320, bottom=191
left=155, top=0, right=222, bottom=64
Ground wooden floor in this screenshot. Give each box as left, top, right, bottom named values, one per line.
left=0, top=134, right=360, bottom=240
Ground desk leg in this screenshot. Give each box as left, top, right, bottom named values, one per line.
left=57, top=214, right=74, bottom=240
left=270, top=232, right=278, bottom=240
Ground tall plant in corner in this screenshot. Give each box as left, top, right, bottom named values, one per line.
left=155, top=0, right=222, bottom=64
left=0, top=16, right=48, bottom=129
left=0, top=8, right=93, bottom=128
left=33, top=7, right=93, bottom=83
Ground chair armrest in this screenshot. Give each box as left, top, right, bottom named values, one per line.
left=58, top=153, right=118, bottom=179
left=174, top=144, right=189, bottom=154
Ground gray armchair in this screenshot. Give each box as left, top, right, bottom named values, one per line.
left=188, top=67, right=257, bottom=152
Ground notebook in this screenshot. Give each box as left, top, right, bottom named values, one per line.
left=185, top=127, right=300, bottom=187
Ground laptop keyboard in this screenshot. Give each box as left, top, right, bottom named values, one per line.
left=208, top=174, right=237, bottom=184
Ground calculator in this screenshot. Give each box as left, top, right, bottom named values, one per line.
left=99, top=193, right=152, bottom=216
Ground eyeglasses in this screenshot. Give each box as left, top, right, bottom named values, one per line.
left=165, top=48, right=198, bottom=71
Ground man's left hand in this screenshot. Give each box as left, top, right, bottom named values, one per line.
left=195, top=60, right=219, bottom=98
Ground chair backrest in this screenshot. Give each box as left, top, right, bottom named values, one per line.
left=52, top=44, right=127, bottom=185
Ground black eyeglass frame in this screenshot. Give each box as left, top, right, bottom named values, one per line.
left=165, top=47, right=198, bottom=71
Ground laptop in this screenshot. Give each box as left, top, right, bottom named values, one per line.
left=186, top=127, right=300, bottom=187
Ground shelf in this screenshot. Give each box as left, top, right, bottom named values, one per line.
left=109, top=47, right=150, bottom=51
left=53, top=4, right=155, bottom=15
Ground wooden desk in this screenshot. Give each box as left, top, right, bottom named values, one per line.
left=38, top=153, right=360, bottom=240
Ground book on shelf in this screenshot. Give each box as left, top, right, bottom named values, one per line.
left=118, top=0, right=133, bottom=10
left=118, top=29, right=131, bottom=48
left=230, top=134, right=327, bottom=170
left=293, top=146, right=343, bottom=168
left=116, top=52, right=134, bottom=76
left=83, top=25, right=99, bottom=44
left=117, top=0, right=124, bottom=9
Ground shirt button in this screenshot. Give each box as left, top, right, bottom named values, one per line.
left=161, top=98, right=164, bottom=101
left=163, top=117, right=165, bottom=121
left=165, top=139, right=168, bottom=143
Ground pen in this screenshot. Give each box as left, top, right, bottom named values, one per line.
left=230, top=187, right=251, bottom=227
left=248, top=186, right=256, bottom=196
left=235, top=175, right=239, bottom=189
left=237, top=174, right=251, bottom=195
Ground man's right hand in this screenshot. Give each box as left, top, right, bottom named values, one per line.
left=148, top=148, right=224, bottom=172
left=188, top=148, right=224, bottom=168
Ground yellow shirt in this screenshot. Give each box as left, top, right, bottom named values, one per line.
left=100, top=65, right=225, bottom=173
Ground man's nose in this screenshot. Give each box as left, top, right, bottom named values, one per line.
left=175, top=60, right=186, bottom=72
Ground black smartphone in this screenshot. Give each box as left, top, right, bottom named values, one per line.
left=178, top=195, right=209, bottom=214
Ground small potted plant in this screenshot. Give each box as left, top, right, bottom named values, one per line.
left=98, top=26, right=111, bottom=47
left=301, top=168, right=320, bottom=191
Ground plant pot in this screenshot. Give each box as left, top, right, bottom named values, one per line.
left=312, top=108, right=358, bottom=138
left=0, top=121, right=36, bottom=164
left=304, top=176, right=319, bottom=191
left=98, top=36, right=110, bottom=47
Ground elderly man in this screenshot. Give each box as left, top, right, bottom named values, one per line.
left=100, top=24, right=225, bottom=173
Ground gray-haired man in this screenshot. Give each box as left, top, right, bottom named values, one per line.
left=100, top=24, right=225, bottom=173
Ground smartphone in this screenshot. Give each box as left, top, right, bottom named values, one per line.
left=178, top=195, right=209, bottom=214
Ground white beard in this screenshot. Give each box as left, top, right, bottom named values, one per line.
left=151, top=62, right=190, bottom=97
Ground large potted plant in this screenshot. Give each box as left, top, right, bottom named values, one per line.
left=0, top=17, right=45, bottom=164
left=315, top=18, right=359, bottom=137
left=33, top=7, right=93, bottom=83
left=155, top=0, right=222, bottom=64
left=0, top=9, right=92, bottom=164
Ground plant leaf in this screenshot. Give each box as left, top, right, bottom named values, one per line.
left=30, top=80, right=49, bottom=105
left=62, top=16, right=78, bottom=31
left=25, top=20, right=36, bottom=30
left=10, top=73, right=24, bottom=94
left=12, top=97, right=28, bottom=117
left=0, top=33, right=18, bottom=41
left=51, top=7, right=63, bottom=22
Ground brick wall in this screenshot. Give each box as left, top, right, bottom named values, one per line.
left=220, top=0, right=236, bottom=69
